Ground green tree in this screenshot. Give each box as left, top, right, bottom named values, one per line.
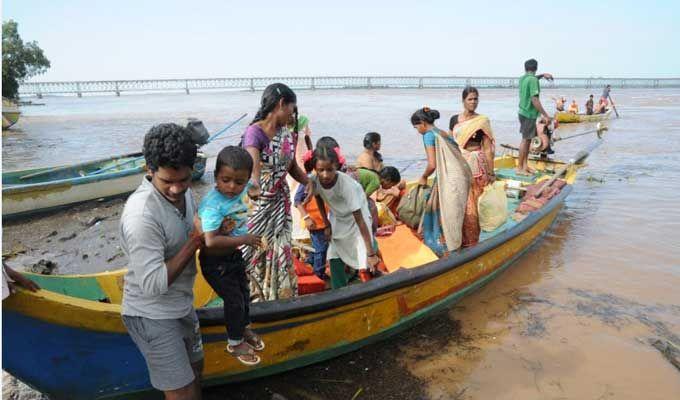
left=2, top=20, right=50, bottom=99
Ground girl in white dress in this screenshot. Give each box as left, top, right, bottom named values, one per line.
left=310, top=145, right=380, bottom=288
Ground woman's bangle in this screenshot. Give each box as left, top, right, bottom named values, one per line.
left=367, top=253, right=377, bottom=257
left=303, top=215, right=311, bottom=220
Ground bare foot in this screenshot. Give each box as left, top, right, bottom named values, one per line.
left=515, top=168, right=531, bottom=176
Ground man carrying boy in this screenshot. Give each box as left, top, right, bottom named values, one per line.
left=196, top=146, right=264, bottom=366
left=517, top=58, right=554, bottom=176
left=120, top=123, right=204, bottom=400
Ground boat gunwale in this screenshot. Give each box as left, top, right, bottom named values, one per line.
left=7, top=161, right=575, bottom=328
left=201, top=184, right=574, bottom=324
left=2, top=153, right=207, bottom=194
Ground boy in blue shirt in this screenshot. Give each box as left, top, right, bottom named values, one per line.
left=197, top=146, right=263, bottom=366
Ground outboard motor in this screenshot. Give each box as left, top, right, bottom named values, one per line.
left=530, top=118, right=557, bottom=158
left=185, top=118, right=210, bottom=146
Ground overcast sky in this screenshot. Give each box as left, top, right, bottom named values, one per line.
left=4, top=0, right=679, bottom=81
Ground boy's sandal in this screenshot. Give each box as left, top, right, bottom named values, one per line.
left=244, top=328, right=265, bottom=351
left=226, top=343, right=261, bottom=366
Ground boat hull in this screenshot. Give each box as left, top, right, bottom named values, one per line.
left=2, top=110, right=21, bottom=129
left=2, top=154, right=207, bottom=219
left=2, top=180, right=570, bottom=399
left=2, top=170, right=144, bottom=219
left=556, top=109, right=611, bottom=123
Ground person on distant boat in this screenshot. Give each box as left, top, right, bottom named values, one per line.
left=120, top=123, right=204, bottom=399
left=412, top=107, right=471, bottom=256
left=594, top=98, right=608, bottom=114
left=356, top=132, right=384, bottom=172
left=585, top=94, right=594, bottom=115
left=601, top=84, right=612, bottom=105
left=450, top=87, right=496, bottom=248
left=551, top=96, right=566, bottom=112
left=517, top=58, right=553, bottom=176
left=567, top=100, right=579, bottom=114
left=241, top=83, right=309, bottom=301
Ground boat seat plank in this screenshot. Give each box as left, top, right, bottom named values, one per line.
left=376, top=225, right=438, bottom=272
left=495, top=168, right=546, bottom=183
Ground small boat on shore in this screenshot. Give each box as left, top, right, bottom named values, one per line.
left=2, top=152, right=207, bottom=219
left=555, top=109, right=612, bottom=123
left=2, top=146, right=600, bottom=399
left=2, top=98, right=21, bottom=130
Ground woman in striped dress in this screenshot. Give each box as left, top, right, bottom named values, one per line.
left=242, top=83, right=309, bottom=300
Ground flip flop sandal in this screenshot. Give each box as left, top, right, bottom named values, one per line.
left=244, top=328, right=265, bottom=351
left=226, top=344, right=261, bottom=366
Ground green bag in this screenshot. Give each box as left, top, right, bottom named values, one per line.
left=397, top=184, right=431, bottom=229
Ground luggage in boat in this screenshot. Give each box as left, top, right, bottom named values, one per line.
left=517, top=179, right=567, bottom=213
left=397, top=184, right=431, bottom=229
left=478, top=181, right=508, bottom=232
left=293, top=256, right=326, bottom=295
left=293, top=256, right=314, bottom=276
left=297, top=275, right=326, bottom=295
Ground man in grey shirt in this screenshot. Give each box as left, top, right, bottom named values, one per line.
left=120, top=123, right=204, bottom=400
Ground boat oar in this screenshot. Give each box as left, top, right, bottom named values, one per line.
left=608, top=95, right=620, bottom=118
left=553, top=122, right=607, bottom=143
left=88, top=113, right=248, bottom=176
left=535, top=125, right=608, bottom=198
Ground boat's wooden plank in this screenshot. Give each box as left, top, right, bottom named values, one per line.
left=376, top=225, right=438, bottom=272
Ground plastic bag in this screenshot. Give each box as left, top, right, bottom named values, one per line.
left=376, top=201, right=397, bottom=226
left=478, top=181, right=508, bottom=232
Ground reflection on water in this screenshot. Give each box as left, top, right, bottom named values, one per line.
left=3, top=89, right=680, bottom=399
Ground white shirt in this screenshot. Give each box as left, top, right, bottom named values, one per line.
left=313, top=172, right=373, bottom=269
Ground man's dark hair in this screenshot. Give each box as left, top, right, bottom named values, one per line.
left=143, top=123, right=197, bottom=172
left=214, top=146, right=253, bottom=178
left=524, top=59, right=538, bottom=72
left=379, top=166, right=401, bottom=183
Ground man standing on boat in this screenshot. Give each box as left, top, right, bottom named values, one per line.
left=601, top=84, right=613, bottom=106
left=517, top=58, right=553, bottom=175
left=120, top=123, right=205, bottom=400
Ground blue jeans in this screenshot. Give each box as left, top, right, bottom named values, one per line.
left=306, top=229, right=329, bottom=279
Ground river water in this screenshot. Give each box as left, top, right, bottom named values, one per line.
left=3, top=88, right=679, bottom=399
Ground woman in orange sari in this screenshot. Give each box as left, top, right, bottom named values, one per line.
left=449, top=87, right=496, bottom=247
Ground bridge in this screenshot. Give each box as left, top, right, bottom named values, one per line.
left=18, top=76, right=680, bottom=98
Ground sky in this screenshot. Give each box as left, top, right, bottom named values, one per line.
left=3, top=0, right=679, bottom=82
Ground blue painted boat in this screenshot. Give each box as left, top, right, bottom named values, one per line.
left=2, top=152, right=207, bottom=219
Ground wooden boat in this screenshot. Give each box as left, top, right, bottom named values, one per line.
left=2, top=152, right=207, bottom=219
left=2, top=152, right=590, bottom=399
left=555, top=109, right=611, bottom=123
left=2, top=98, right=21, bottom=130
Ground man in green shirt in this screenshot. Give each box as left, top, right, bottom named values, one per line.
left=517, top=58, right=553, bottom=175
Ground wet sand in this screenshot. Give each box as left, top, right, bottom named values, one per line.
left=3, top=88, right=680, bottom=399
